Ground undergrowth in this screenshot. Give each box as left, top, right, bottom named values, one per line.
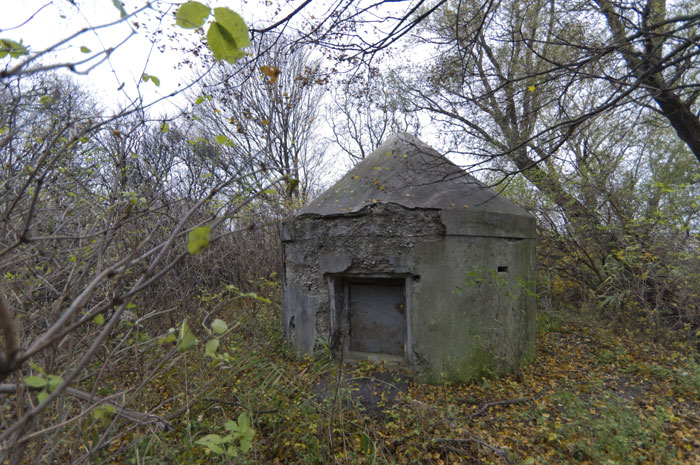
left=93, top=285, right=700, bottom=465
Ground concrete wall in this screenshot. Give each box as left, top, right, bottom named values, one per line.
left=282, top=203, right=536, bottom=382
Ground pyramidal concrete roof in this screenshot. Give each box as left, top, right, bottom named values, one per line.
left=298, top=133, right=532, bottom=219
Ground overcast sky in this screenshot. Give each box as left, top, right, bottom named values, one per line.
left=1, top=1, right=257, bottom=114
left=2, top=0, right=441, bottom=182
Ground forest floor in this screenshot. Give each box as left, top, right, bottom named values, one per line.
left=108, top=292, right=700, bottom=465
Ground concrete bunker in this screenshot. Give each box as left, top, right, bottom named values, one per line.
left=282, top=134, right=537, bottom=382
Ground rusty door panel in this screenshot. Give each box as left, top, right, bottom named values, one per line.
left=349, top=281, right=406, bottom=356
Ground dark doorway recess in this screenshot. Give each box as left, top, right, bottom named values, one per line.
left=347, top=278, right=406, bottom=357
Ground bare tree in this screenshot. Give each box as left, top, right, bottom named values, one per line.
left=0, top=72, right=280, bottom=461
left=328, top=69, right=420, bottom=165
left=190, top=34, right=328, bottom=207
left=248, top=0, right=699, bottom=166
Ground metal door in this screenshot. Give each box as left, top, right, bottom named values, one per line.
left=348, top=280, right=406, bottom=356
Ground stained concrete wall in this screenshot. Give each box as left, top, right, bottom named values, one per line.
left=282, top=203, right=536, bottom=382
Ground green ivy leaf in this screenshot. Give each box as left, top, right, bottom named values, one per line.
left=206, top=22, right=246, bottom=64
left=188, top=225, right=211, bottom=254
left=205, top=338, right=220, bottom=357
left=160, top=122, right=169, bottom=133
left=177, top=320, right=198, bottom=352
left=0, top=39, right=28, bottom=58
left=215, top=134, right=228, bottom=144
left=80, top=46, right=91, bottom=53
left=211, top=318, right=228, bottom=334
left=176, top=1, right=211, bottom=29
left=24, top=376, right=47, bottom=388
left=93, top=314, right=104, bottom=325
left=213, top=7, right=250, bottom=49
left=112, top=0, right=127, bottom=18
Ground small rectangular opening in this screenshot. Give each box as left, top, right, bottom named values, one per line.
left=498, top=266, right=509, bottom=273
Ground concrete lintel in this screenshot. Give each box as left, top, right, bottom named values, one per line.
left=320, top=254, right=353, bottom=274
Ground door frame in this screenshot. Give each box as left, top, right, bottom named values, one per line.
left=327, top=273, right=413, bottom=363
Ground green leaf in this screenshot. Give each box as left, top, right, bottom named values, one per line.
left=0, top=39, right=28, bottom=59
left=80, top=46, right=91, bottom=53
left=205, top=338, right=220, bottom=357
left=93, top=314, right=104, bottom=325
left=177, top=320, right=198, bottom=352
left=237, top=411, right=250, bottom=430
left=25, top=376, right=47, bottom=388
left=360, top=432, right=374, bottom=456
left=159, top=332, right=177, bottom=345
left=239, top=437, right=252, bottom=452
left=37, top=390, right=49, bottom=404
left=240, top=292, right=271, bottom=304
left=176, top=1, right=211, bottom=29
left=112, top=0, right=127, bottom=18
left=215, top=134, right=228, bottom=144
left=211, top=318, right=228, bottom=334
left=187, top=225, right=211, bottom=254
left=195, top=434, right=226, bottom=454
left=195, top=96, right=205, bottom=105
left=142, top=73, right=160, bottom=87
left=206, top=22, right=246, bottom=64
left=92, top=404, right=116, bottom=426
left=47, top=375, right=63, bottom=392
left=160, top=122, right=169, bottom=133
left=285, top=178, right=300, bottom=198
left=213, top=7, right=250, bottom=49
left=29, top=362, right=45, bottom=376
left=224, top=419, right=239, bottom=432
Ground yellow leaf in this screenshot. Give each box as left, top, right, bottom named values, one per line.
left=260, top=65, right=280, bottom=84
left=528, top=85, right=536, bottom=92
left=262, top=119, right=269, bottom=125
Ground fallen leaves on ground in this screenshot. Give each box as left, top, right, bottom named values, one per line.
left=104, top=298, right=700, bottom=465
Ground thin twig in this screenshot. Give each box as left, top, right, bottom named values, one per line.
left=203, top=398, right=278, bottom=415
left=467, top=388, right=546, bottom=420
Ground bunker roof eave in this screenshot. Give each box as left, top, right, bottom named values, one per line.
left=298, top=133, right=534, bottom=223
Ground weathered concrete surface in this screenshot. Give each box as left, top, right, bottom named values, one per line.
left=282, top=134, right=537, bottom=383
left=299, top=133, right=531, bottom=220
left=281, top=279, right=319, bottom=354
left=408, top=235, right=536, bottom=382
